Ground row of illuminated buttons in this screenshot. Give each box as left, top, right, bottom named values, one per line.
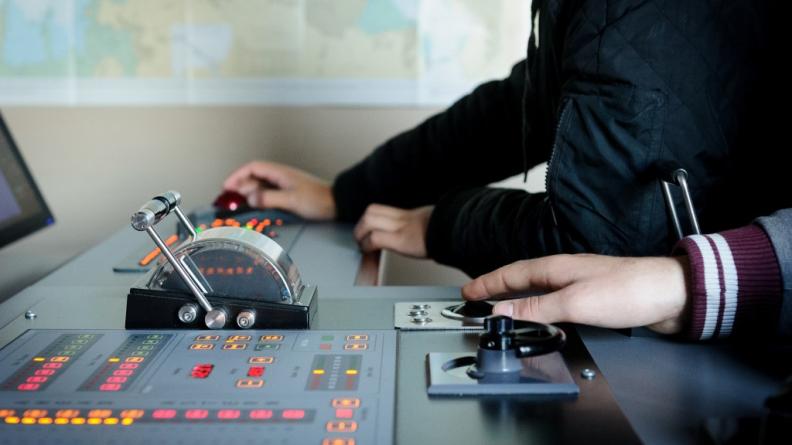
left=194, top=334, right=284, bottom=343
left=1, top=409, right=312, bottom=423
left=189, top=343, right=281, bottom=351
left=0, top=404, right=356, bottom=420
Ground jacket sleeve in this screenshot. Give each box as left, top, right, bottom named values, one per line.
left=673, top=209, right=792, bottom=340
left=332, top=60, right=538, bottom=223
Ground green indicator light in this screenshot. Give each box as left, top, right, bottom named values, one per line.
left=321, top=335, right=334, bottom=341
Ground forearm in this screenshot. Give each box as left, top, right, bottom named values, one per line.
left=426, top=187, right=558, bottom=277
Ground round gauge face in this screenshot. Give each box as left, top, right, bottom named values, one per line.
left=149, top=240, right=292, bottom=303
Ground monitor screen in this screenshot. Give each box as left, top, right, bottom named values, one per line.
left=0, top=112, right=53, bottom=249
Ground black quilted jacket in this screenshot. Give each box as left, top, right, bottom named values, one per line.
left=333, top=0, right=787, bottom=277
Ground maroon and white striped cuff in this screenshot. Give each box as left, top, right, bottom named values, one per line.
left=674, top=225, right=782, bottom=340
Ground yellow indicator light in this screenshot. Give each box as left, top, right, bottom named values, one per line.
left=87, top=418, right=102, bottom=425
left=345, top=369, right=359, bottom=375
left=312, top=369, right=325, bottom=375
left=121, top=418, right=134, bottom=426
left=54, top=418, right=69, bottom=425
left=21, top=417, right=36, bottom=425
left=37, top=417, right=53, bottom=425
left=70, top=417, right=86, bottom=425
left=32, top=357, right=45, bottom=362
left=4, top=416, right=20, bottom=424
left=103, top=418, right=119, bottom=425
left=108, top=357, right=120, bottom=363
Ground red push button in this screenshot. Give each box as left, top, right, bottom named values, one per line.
left=191, top=364, right=214, bottom=379
left=247, top=366, right=264, bottom=377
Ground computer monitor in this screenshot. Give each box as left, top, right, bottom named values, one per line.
left=0, top=112, right=54, bottom=249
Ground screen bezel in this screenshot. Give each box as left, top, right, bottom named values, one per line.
left=0, top=112, right=54, bottom=249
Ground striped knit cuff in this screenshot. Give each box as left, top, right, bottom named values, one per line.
left=673, top=225, right=782, bottom=340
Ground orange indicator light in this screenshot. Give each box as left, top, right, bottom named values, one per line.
left=56, top=409, right=80, bottom=419
left=138, top=234, right=179, bottom=266
left=23, top=409, right=48, bottom=418
left=88, top=409, right=112, bottom=419
left=120, top=410, right=144, bottom=419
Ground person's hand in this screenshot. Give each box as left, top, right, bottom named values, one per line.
left=461, top=254, right=690, bottom=334
left=223, top=161, right=336, bottom=220
left=353, top=204, right=432, bottom=258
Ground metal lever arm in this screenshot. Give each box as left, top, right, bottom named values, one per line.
left=130, top=191, right=224, bottom=328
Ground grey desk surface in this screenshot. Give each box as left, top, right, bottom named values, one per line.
left=0, top=223, right=788, bottom=444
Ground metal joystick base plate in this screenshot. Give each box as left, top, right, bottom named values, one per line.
left=394, top=301, right=494, bottom=330
left=426, top=352, right=579, bottom=396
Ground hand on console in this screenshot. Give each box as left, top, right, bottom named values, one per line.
left=223, top=161, right=336, bottom=220
left=353, top=204, right=433, bottom=258
left=461, top=254, right=690, bottom=335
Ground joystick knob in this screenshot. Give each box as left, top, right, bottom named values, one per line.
left=469, top=316, right=567, bottom=378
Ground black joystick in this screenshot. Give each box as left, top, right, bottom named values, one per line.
left=468, top=316, right=566, bottom=379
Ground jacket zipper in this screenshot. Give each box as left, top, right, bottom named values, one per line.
left=545, top=98, right=571, bottom=226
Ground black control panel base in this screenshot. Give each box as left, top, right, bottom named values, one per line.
left=125, top=286, right=317, bottom=330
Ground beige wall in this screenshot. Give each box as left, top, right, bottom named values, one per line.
left=0, top=106, right=545, bottom=295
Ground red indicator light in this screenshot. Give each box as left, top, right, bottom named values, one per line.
left=217, top=409, right=240, bottom=420
left=335, top=409, right=354, bottom=419
left=106, top=376, right=128, bottom=384
left=26, top=376, right=48, bottom=383
left=191, top=364, right=214, bottom=379
left=99, top=383, right=121, bottom=391
left=113, top=369, right=134, bottom=377
left=320, top=343, right=332, bottom=350
left=17, top=383, right=40, bottom=391
left=42, top=363, right=62, bottom=369
left=34, top=369, right=55, bottom=376
left=282, top=409, right=305, bottom=420
left=247, top=366, right=264, bottom=377
left=119, top=363, right=139, bottom=370
left=152, top=409, right=177, bottom=420
left=185, top=409, right=208, bottom=420
left=249, top=409, right=273, bottom=420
